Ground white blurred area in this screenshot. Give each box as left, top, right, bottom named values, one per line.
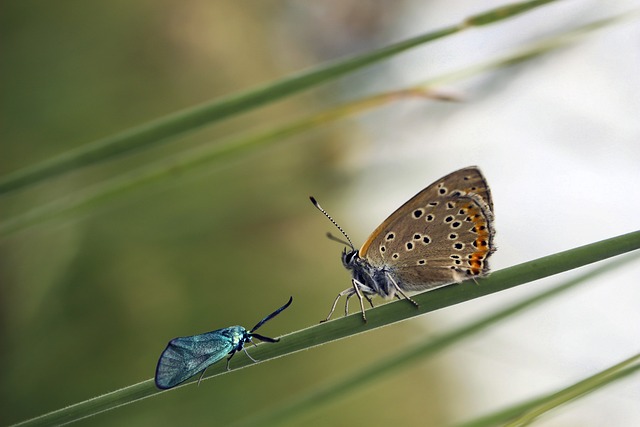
left=286, top=0, right=640, bottom=425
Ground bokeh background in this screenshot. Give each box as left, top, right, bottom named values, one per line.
left=2, top=1, right=639, bottom=426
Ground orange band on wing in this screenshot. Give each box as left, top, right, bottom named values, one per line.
left=462, top=203, right=492, bottom=276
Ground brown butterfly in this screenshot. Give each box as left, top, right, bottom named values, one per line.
left=311, top=166, right=495, bottom=322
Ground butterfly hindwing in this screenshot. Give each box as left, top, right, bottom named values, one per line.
left=360, top=167, right=495, bottom=290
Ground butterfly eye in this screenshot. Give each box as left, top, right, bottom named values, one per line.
left=343, top=250, right=358, bottom=265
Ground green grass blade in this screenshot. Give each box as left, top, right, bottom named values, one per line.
left=463, top=0, right=556, bottom=27
left=0, top=0, right=560, bottom=195
left=504, top=354, right=640, bottom=427
left=0, top=89, right=440, bottom=237
left=11, top=231, right=640, bottom=426
left=5, top=9, right=636, bottom=237
left=10, top=381, right=157, bottom=427
left=432, top=10, right=640, bottom=87
left=231, top=253, right=640, bottom=427
left=458, top=353, right=640, bottom=427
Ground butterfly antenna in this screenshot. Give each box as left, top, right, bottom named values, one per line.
left=309, top=196, right=355, bottom=250
left=325, top=232, right=352, bottom=247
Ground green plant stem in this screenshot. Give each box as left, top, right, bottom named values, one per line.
left=231, top=253, right=640, bottom=427
left=0, top=0, right=560, bottom=194
left=11, top=230, right=640, bottom=426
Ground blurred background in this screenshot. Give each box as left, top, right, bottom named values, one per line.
left=2, top=1, right=639, bottom=426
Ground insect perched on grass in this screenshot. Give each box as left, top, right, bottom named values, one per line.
left=311, top=166, right=495, bottom=322
left=155, top=296, right=293, bottom=390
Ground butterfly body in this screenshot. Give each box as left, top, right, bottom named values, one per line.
left=313, top=167, right=495, bottom=322
left=341, top=249, right=395, bottom=298
left=155, top=297, right=292, bottom=390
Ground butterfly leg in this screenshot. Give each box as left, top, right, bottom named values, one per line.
left=343, top=287, right=374, bottom=316
left=320, top=288, right=355, bottom=323
left=343, top=292, right=352, bottom=317
left=351, top=279, right=370, bottom=323
left=364, top=294, right=375, bottom=308
left=385, top=273, right=419, bottom=308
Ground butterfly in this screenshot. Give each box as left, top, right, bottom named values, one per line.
left=311, top=166, right=495, bottom=322
left=155, top=296, right=292, bottom=389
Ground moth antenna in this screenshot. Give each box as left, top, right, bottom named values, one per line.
left=250, top=296, right=293, bottom=332
left=309, top=196, right=355, bottom=250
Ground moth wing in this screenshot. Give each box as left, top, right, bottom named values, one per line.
left=155, top=329, right=236, bottom=389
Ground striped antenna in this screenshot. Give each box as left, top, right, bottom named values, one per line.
left=309, top=196, right=355, bottom=250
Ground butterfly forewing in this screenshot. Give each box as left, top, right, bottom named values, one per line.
left=360, top=167, right=495, bottom=290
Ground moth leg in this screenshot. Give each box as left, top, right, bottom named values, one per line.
left=385, top=273, right=419, bottom=308
left=225, top=350, right=237, bottom=371
left=197, top=367, right=209, bottom=386
left=242, top=346, right=259, bottom=363
left=320, top=288, right=355, bottom=323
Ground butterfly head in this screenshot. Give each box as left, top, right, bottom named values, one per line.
left=341, top=247, right=361, bottom=270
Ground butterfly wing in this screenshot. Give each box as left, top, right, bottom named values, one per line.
left=360, top=166, right=495, bottom=290
left=155, top=327, right=242, bottom=389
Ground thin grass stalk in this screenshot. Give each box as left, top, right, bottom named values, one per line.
left=0, top=0, right=560, bottom=194
left=231, top=253, right=639, bottom=426
left=4, top=9, right=637, bottom=237
left=457, top=353, right=640, bottom=427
